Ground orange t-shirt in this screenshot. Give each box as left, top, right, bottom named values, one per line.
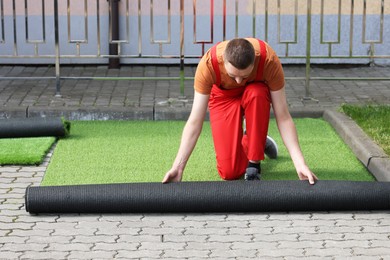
left=194, top=38, right=285, bottom=95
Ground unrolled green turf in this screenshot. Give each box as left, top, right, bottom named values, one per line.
left=41, top=119, right=374, bottom=186
left=0, top=137, right=56, bottom=165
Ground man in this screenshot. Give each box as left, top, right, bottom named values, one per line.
left=162, top=38, right=317, bottom=184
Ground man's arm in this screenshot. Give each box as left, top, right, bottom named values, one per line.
left=162, top=91, right=210, bottom=183
left=270, top=87, right=318, bottom=184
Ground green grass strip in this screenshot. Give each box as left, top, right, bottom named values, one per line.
left=0, top=137, right=56, bottom=165
left=42, top=119, right=374, bottom=186
left=341, top=104, right=390, bottom=156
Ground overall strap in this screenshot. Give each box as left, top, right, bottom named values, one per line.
left=210, top=43, right=221, bottom=87
left=255, top=39, right=267, bottom=82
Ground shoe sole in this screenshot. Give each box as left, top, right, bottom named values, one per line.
left=266, top=135, right=278, bottom=159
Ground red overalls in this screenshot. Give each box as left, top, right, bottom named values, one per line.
left=208, top=40, right=271, bottom=180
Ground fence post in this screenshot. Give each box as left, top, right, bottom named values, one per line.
left=54, top=0, right=61, bottom=97
left=108, top=0, right=120, bottom=69
left=304, top=0, right=312, bottom=100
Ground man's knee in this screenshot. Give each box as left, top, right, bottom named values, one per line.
left=217, top=163, right=245, bottom=180
left=245, top=82, right=271, bottom=101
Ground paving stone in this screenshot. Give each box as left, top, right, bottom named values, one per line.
left=324, top=240, right=370, bottom=248
left=138, top=241, right=186, bottom=250
left=231, top=241, right=278, bottom=250
left=76, top=220, right=119, bottom=229
left=209, top=249, right=257, bottom=258
left=0, top=243, right=48, bottom=252
left=47, top=242, right=93, bottom=251
left=163, top=249, right=210, bottom=259
left=116, top=249, right=163, bottom=259
left=67, top=250, right=117, bottom=259
left=95, top=227, right=141, bottom=236
left=0, top=222, right=34, bottom=230
left=162, top=234, right=208, bottom=243
left=118, top=234, right=162, bottom=243
left=258, top=248, right=305, bottom=257
left=92, top=242, right=139, bottom=251
left=0, top=251, right=23, bottom=259
left=208, top=234, right=253, bottom=243
left=8, top=229, right=53, bottom=237
left=253, top=233, right=299, bottom=242
left=304, top=248, right=354, bottom=257
left=26, top=235, right=73, bottom=244
left=183, top=227, right=227, bottom=236
left=139, top=227, right=185, bottom=236
left=20, top=250, right=69, bottom=260
left=228, top=226, right=273, bottom=235
left=51, top=228, right=97, bottom=236
left=33, top=222, right=76, bottom=230
left=278, top=240, right=325, bottom=249
left=343, top=233, right=390, bottom=240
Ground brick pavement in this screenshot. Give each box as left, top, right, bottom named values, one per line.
left=1, top=65, right=390, bottom=259
left=0, top=65, right=389, bottom=120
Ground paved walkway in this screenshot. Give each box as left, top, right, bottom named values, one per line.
left=1, top=65, right=390, bottom=259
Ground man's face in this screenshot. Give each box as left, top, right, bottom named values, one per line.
left=224, top=61, right=254, bottom=84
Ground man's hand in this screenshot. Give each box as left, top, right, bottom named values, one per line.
left=162, top=168, right=183, bottom=183
left=297, top=164, right=318, bottom=185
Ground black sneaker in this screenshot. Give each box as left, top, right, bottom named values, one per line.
left=244, top=167, right=260, bottom=181
left=265, top=135, right=278, bottom=159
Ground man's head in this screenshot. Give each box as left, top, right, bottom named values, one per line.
left=224, top=38, right=255, bottom=84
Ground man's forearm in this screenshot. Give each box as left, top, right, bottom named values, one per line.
left=172, top=120, right=203, bottom=171
left=277, top=117, right=306, bottom=169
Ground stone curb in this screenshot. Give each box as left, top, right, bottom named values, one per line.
left=323, top=109, right=390, bottom=181
left=27, top=106, right=154, bottom=121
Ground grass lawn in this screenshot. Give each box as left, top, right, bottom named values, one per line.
left=341, top=104, right=390, bottom=156
left=41, top=119, right=374, bottom=186
left=0, top=137, right=56, bottom=165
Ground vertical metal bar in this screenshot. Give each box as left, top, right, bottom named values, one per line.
left=223, top=0, right=226, bottom=41
left=252, top=0, right=256, bottom=37
left=84, top=0, right=88, bottom=42
left=0, top=0, right=4, bottom=43
left=54, top=0, right=61, bottom=97
left=349, top=0, right=354, bottom=57
left=304, top=0, right=312, bottom=99
left=264, top=0, right=268, bottom=42
left=179, top=0, right=184, bottom=96
left=235, top=0, right=238, bottom=38
left=138, top=0, right=141, bottom=56
left=210, top=0, right=214, bottom=44
left=12, top=0, right=17, bottom=55
left=97, top=0, right=100, bottom=56
left=24, top=0, right=28, bottom=42
left=109, top=0, right=120, bottom=68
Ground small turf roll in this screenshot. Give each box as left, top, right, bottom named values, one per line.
left=0, top=117, right=70, bottom=138
left=25, top=180, right=390, bottom=214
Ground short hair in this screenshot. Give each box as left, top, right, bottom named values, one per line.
left=224, top=38, right=255, bottom=70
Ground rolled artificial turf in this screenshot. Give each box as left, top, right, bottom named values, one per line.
left=0, top=117, right=70, bottom=138
left=26, top=180, right=390, bottom=214
left=41, top=119, right=375, bottom=186
left=0, top=117, right=70, bottom=165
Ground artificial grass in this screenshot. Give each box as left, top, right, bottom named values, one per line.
left=0, top=137, right=56, bottom=165
left=41, top=119, right=374, bottom=186
left=341, top=104, right=390, bottom=156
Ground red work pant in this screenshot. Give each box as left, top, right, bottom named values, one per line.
left=208, top=82, right=271, bottom=180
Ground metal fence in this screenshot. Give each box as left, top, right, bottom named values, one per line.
left=0, top=0, right=389, bottom=97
